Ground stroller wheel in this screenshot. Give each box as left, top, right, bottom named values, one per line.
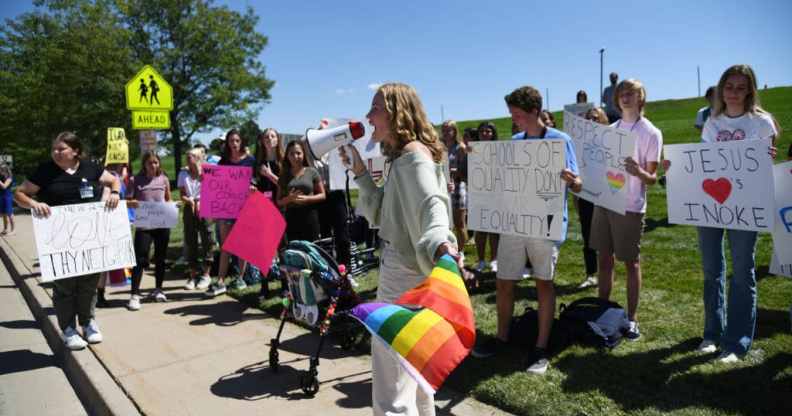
left=300, top=373, right=319, bottom=396
left=340, top=331, right=356, bottom=350
left=269, top=347, right=279, bottom=372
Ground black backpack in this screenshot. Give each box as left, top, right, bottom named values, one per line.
left=557, top=297, right=629, bottom=349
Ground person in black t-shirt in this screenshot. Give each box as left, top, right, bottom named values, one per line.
left=14, top=132, right=121, bottom=351
left=277, top=140, right=325, bottom=242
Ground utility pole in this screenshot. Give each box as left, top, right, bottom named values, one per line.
left=546, top=88, right=550, bottom=111
left=440, top=105, right=445, bottom=122
left=599, top=48, right=605, bottom=106
left=697, top=65, right=701, bottom=97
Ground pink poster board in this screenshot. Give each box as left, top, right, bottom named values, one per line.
left=199, top=165, right=253, bottom=219
left=222, top=191, right=286, bottom=272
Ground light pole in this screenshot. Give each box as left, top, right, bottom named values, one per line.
left=599, top=48, right=605, bottom=106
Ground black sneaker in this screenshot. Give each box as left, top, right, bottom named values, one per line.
left=471, top=337, right=506, bottom=358
left=525, top=347, right=549, bottom=375
left=625, top=321, right=641, bottom=341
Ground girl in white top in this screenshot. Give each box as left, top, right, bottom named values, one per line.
left=696, top=64, right=779, bottom=363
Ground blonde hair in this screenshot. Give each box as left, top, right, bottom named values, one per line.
left=442, top=120, right=466, bottom=152
left=712, top=65, right=781, bottom=139
left=379, top=83, right=444, bottom=163
left=585, top=107, right=609, bottom=125
left=186, top=147, right=205, bottom=175
left=614, top=78, right=647, bottom=115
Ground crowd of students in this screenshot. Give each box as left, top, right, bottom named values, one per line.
left=4, top=63, right=788, bottom=416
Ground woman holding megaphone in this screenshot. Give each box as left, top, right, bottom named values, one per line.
left=340, top=83, right=465, bottom=416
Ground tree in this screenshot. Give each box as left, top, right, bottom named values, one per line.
left=0, top=0, right=135, bottom=175
left=120, top=0, right=274, bottom=173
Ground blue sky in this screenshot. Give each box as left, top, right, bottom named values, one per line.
left=3, top=0, right=791, bottom=140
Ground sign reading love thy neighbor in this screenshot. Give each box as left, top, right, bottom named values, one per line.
left=222, top=192, right=286, bottom=273
left=32, top=201, right=135, bottom=282
left=467, top=140, right=566, bottom=240
left=199, top=165, right=252, bottom=219
left=664, top=139, right=775, bottom=232
left=134, top=201, right=179, bottom=230
left=770, top=160, right=792, bottom=277
left=105, top=128, right=129, bottom=165
left=563, top=111, right=636, bottom=214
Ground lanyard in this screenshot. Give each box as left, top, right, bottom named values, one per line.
left=617, top=117, right=641, bottom=132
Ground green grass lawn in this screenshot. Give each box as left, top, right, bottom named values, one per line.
left=163, top=87, right=792, bottom=416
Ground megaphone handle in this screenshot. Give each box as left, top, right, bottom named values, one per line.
left=341, top=144, right=353, bottom=169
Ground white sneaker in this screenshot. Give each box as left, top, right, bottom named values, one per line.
left=522, top=267, right=534, bottom=279
left=489, top=260, right=498, bottom=273
left=578, top=275, right=598, bottom=289
left=184, top=278, right=196, bottom=290
left=697, top=339, right=717, bottom=354
left=63, top=326, right=88, bottom=350
left=526, top=357, right=549, bottom=375
left=196, top=275, right=211, bottom=290
left=474, top=260, right=486, bottom=272
left=127, top=295, right=141, bottom=311
left=154, top=290, right=168, bottom=302
left=82, top=320, right=103, bottom=344
left=717, top=352, right=740, bottom=363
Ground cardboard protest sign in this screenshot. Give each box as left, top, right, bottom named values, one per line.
left=770, top=160, right=792, bottom=277
left=32, top=201, right=135, bottom=282
left=562, top=103, right=595, bottom=127
left=467, top=140, right=566, bottom=240
left=665, top=139, right=775, bottom=232
left=105, top=128, right=129, bottom=165
left=563, top=111, right=636, bottom=214
left=199, top=165, right=252, bottom=219
left=322, top=117, right=387, bottom=190
left=134, top=201, right=179, bottom=229
left=222, top=192, right=286, bottom=272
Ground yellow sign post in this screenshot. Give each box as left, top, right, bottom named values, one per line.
left=125, top=65, right=172, bottom=131
left=105, top=128, right=129, bottom=165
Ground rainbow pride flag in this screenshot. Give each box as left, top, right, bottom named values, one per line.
left=349, top=255, right=475, bottom=394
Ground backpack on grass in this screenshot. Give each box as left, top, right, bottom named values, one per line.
left=557, top=297, right=629, bottom=349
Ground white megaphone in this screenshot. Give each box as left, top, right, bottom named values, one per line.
left=305, top=121, right=365, bottom=160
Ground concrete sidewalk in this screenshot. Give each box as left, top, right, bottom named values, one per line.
left=1, top=213, right=510, bottom=416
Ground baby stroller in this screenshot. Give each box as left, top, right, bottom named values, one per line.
left=268, top=240, right=363, bottom=396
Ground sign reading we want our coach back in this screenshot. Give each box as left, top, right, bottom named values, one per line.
left=467, top=140, right=566, bottom=240
left=664, top=139, right=775, bottom=232
left=32, top=202, right=136, bottom=282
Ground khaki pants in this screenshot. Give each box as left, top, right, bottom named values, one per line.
left=372, top=242, right=435, bottom=416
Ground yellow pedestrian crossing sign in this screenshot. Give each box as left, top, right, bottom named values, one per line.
left=125, top=65, right=173, bottom=110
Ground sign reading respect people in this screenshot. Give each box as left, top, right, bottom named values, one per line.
left=134, top=201, right=179, bottom=229
left=32, top=202, right=136, bottom=282
left=664, top=139, right=775, bottom=232
left=770, top=160, right=792, bottom=277
left=563, top=111, right=636, bottom=214
left=199, top=165, right=252, bottom=219
left=467, top=140, right=566, bottom=240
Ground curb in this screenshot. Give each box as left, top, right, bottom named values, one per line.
left=0, top=235, right=142, bottom=416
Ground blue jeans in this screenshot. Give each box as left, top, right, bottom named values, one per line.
left=697, top=226, right=758, bottom=355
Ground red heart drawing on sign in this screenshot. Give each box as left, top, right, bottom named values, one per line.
left=702, top=178, right=732, bottom=204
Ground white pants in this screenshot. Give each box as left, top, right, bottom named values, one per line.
left=372, top=242, right=435, bottom=416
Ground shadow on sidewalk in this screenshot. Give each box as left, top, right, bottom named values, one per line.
left=163, top=300, right=267, bottom=327
left=210, top=360, right=317, bottom=401
left=0, top=349, right=57, bottom=375
left=0, top=319, right=39, bottom=330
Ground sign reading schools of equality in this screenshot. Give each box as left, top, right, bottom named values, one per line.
left=467, top=140, right=566, bottom=240
left=32, top=202, right=136, bottom=282
left=105, top=127, right=129, bottom=165
left=134, top=202, right=179, bottom=230
left=199, top=165, right=253, bottom=219
left=563, top=111, right=636, bottom=215
left=770, top=160, right=792, bottom=277
left=664, top=139, right=775, bottom=232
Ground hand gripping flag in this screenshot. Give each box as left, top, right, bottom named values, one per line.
left=349, top=255, right=475, bottom=395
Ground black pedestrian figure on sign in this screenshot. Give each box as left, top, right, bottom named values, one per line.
left=148, top=75, right=160, bottom=105
left=138, top=79, right=149, bottom=104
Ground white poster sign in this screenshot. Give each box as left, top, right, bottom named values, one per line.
left=664, top=139, right=775, bottom=232
left=563, top=111, right=636, bottom=214
left=322, top=117, right=387, bottom=190
left=134, top=201, right=179, bottom=229
left=467, top=140, right=566, bottom=240
left=139, top=130, right=157, bottom=152
left=0, top=154, right=13, bottom=169
left=32, top=201, right=136, bottom=282
left=563, top=103, right=594, bottom=127
left=770, top=160, right=792, bottom=277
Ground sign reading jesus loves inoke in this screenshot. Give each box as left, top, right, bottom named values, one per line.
left=664, top=139, right=775, bottom=232
left=467, top=140, right=566, bottom=240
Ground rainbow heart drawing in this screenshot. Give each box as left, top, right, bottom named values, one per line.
left=606, top=171, right=626, bottom=193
